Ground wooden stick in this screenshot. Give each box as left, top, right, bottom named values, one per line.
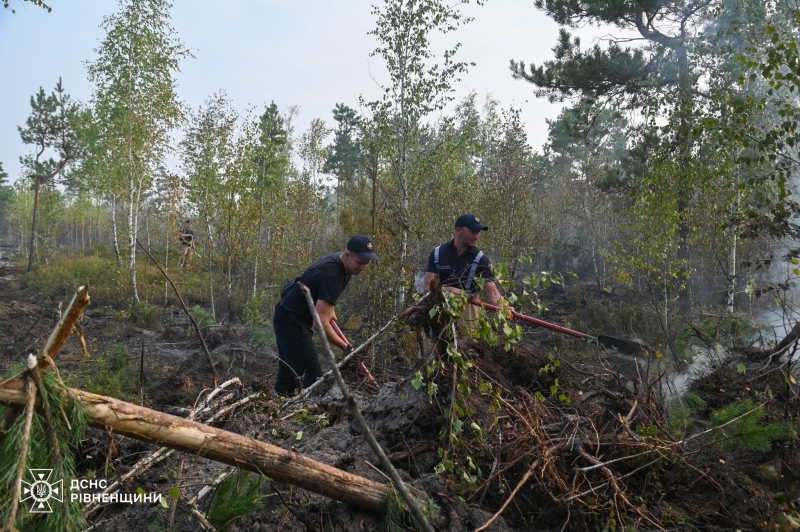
left=6, top=377, right=37, bottom=531
left=136, top=239, right=218, bottom=384
left=37, top=286, right=90, bottom=370
left=300, top=284, right=434, bottom=532
left=276, top=295, right=428, bottom=414
left=475, top=459, right=540, bottom=532
left=0, top=384, right=389, bottom=514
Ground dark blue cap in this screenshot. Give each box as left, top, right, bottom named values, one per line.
left=347, top=234, right=379, bottom=260
left=455, top=213, right=488, bottom=232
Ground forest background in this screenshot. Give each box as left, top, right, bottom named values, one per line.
left=2, top=0, right=800, bottom=354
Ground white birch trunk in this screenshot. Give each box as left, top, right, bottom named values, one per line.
left=128, top=176, right=140, bottom=303
left=111, top=195, right=122, bottom=268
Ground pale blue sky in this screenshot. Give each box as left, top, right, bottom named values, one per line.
left=0, top=0, right=638, bottom=182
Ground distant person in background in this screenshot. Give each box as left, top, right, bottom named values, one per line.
left=423, top=213, right=508, bottom=326
left=178, top=220, right=195, bottom=269
left=273, top=235, right=379, bottom=396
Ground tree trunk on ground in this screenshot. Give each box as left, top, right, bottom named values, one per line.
left=770, top=321, right=800, bottom=356
left=27, top=175, right=42, bottom=272
left=0, top=384, right=389, bottom=514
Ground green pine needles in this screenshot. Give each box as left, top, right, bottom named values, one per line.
left=665, top=393, right=707, bottom=439
left=711, top=399, right=796, bottom=452
left=381, top=489, right=440, bottom=532
left=0, top=362, right=90, bottom=532
left=205, top=470, right=266, bottom=531
left=666, top=394, right=796, bottom=452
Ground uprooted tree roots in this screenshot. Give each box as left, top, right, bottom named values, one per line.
left=399, top=285, right=784, bottom=530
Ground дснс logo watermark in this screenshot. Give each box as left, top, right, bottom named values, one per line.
left=22, top=469, right=63, bottom=513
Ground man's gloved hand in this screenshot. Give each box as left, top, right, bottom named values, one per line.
left=343, top=344, right=355, bottom=356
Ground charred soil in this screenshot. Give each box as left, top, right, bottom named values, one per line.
left=1, top=246, right=798, bottom=531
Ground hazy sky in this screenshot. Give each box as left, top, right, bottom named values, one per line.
left=0, top=0, right=638, bottom=182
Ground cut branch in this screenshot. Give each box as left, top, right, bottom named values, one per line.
left=136, top=239, right=218, bottom=384
left=299, top=283, right=435, bottom=532
left=37, top=286, right=90, bottom=370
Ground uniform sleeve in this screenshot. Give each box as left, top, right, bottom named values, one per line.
left=425, top=249, right=437, bottom=274
left=317, top=273, right=345, bottom=305
left=477, top=255, right=497, bottom=283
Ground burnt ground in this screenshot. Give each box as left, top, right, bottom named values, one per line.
left=2, top=244, right=800, bottom=531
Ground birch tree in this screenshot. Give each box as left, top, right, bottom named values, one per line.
left=366, top=0, right=478, bottom=274
left=86, top=0, right=190, bottom=301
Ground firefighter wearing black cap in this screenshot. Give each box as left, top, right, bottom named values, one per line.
left=423, top=214, right=506, bottom=324
left=273, top=234, right=379, bottom=396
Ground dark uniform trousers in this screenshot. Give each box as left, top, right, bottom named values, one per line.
left=273, top=310, right=323, bottom=394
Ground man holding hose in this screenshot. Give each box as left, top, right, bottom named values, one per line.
left=273, top=235, right=379, bottom=396
left=423, top=214, right=508, bottom=325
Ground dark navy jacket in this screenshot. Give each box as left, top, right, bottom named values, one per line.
left=425, top=240, right=495, bottom=294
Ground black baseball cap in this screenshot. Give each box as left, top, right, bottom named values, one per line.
left=185, top=220, right=192, bottom=224
left=347, top=234, right=379, bottom=261
left=455, top=213, right=488, bottom=232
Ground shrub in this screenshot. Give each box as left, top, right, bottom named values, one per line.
left=242, top=294, right=272, bottom=326
left=711, top=399, right=796, bottom=452
left=665, top=393, right=706, bottom=438
left=206, top=470, right=265, bottom=531
left=250, top=326, right=276, bottom=349
left=190, top=305, right=215, bottom=327
left=126, top=301, right=163, bottom=327
left=78, top=344, right=138, bottom=402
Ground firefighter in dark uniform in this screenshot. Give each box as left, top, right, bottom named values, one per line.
left=423, top=214, right=507, bottom=325
left=273, top=235, right=379, bottom=395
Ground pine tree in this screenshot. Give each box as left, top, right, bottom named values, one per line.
left=324, top=103, right=362, bottom=232
left=18, top=79, right=80, bottom=272
left=511, top=0, right=713, bottom=313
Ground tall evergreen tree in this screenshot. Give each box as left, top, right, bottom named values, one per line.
left=324, top=103, right=362, bottom=229
left=256, top=102, right=290, bottom=186
left=511, top=0, right=715, bottom=312
left=18, top=79, right=80, bottom=271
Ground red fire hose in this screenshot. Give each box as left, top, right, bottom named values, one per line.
left=472, top=301, right=648, bottom=356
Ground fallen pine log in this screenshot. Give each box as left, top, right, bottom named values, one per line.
left=0, top=383, right=389, bottom=514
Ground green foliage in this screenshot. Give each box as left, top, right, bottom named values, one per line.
left=205, top=470, right=266, bottom=531
left=0, top=364, right=90, bottom=531
left=189, top=305, right=215, bottom=327
left=673, top=312, right=757, bottom=357
left=665, top=393, right=707, bottom=439
left=126, top=301, right=163, bottom=327
left=242, top=294, right=272, bottom=327
left=2, top=0, right=51, bottom=13
left=381, top=489, right=440, bottom=532
left=711, top=399, right=796, bottom=452
left=78, top=344, right=138, bottom=402
left=249, top=326, right=275, bottom=349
